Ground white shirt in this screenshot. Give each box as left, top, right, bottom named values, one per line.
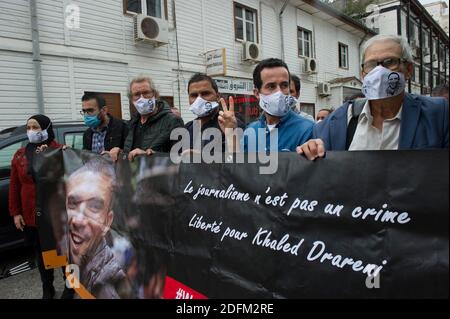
left=348, top=100, right=402, bottom=151
left=267, top=124, right=277, bottom=132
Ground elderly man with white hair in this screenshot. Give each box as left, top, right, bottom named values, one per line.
left=297, top=34, right=449, bottom=160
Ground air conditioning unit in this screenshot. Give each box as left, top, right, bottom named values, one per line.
left=134, top=15, right=169, bottom=46
left=317, top=82, right=331, bottom=96
left=242, top=42, right=262, bottom=63
left=304, top=57, right=318, bottom=74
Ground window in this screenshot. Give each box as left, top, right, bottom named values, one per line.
left=298, top=28, right=312, bottom=57
left=124, top=0, right=165, bottom=19
left=84, top=92, right=122, bottom=119
left=234, top=3, right=258, bottom=43
left=64, top=133, right=84, bottom=150
left=413, top=65, right=420, bottom=83
left=339, top=43, right=349, bottom=69
left=0, top=140, right=27, bottom=170
left=300, top=103, right=315, bottom=118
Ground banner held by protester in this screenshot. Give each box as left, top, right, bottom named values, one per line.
left=34, top=149, right=449, bottom=298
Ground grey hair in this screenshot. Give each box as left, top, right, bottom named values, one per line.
left=360, top=34, right=414, bottom=64
left=128, top=75, right=160, bottom=98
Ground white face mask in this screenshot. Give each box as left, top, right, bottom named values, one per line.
left=287, top=95, right=298, bottom=110
left=259, top=91, right=291, bottom=117
left=27, top=129, right=48, bottom=144
left=362, top=66, right=406, bottom=100
left=189, top=96, right=219, bottom=118
left=133, top=96, right=156, bottom=115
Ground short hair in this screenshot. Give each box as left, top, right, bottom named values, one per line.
left=253, top=58, right=290, bottom=90
left=187, top=73, right=218, bottom=94
left=128, top=75, right=160, bottom=99
left=361, top=35, right=413, bottom=64
left=290, top=75, right=301, bottom=95
left=318, top=108, right=332, bottom=114
left=81, top=92, right=106, bottom=110
left=431, top=83, right=449, bottom=97
left=68, top=157, right=117, bottom=194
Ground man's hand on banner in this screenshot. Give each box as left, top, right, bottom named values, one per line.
left=128, top=148, right=154, bottom=161
left=102, top=147, right=121, bottom=162
left=14, top=215, right=25, bottom=231
left=297, top=139, right=326, bottom=161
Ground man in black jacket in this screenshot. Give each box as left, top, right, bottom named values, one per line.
left=81, top=93, right=128, bottom=159
left=121, top=76, right=184, bottom=161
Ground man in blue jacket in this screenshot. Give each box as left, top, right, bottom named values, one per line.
left=219, top=58, right=313, bottom=152
left=297, top=35, right=448, bottom=160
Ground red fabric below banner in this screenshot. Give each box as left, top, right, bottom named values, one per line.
left=163, top=276, right=208, bottom=299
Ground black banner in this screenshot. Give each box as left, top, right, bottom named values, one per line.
left=35, top=149, right=449, bottom=298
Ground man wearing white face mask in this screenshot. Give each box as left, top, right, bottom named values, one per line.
left=184, top=73, right=245, bottom=152
left=297, top=34, right=449, bottom=160
left=220, top=58, right=313, bottom=152
left=112, top=76, right=184, bottom=161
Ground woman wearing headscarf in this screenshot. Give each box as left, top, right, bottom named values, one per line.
left=8, top=115, right=65, bottom=299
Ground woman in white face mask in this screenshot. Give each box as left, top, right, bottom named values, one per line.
left=9, top=114, right=67, bottom=299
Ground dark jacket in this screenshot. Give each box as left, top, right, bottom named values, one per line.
left=83, top=114, right=128, bottom=152
left=313, top=93, right=449, bottom=150
left=80, top=238, right=131, bottom=299
left=9, top=140, right=61, bottom=227
left=184, top=109, right=246, bottom=152
left=124, top=100, right=184, bottom=153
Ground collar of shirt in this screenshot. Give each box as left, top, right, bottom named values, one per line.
left=258, top=110, right=293, bottom=131
left=347, top=100, right=403, bottom=125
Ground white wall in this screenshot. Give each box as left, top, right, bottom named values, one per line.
left=0, top=0, right=368, bottom=129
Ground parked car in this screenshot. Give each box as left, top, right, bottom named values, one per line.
left=0, top=121, right=86, bottom=252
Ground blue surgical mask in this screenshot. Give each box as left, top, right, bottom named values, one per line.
left=259, top=91, right=291, bottom=117
left=84, top=114, right=101, bottom=129
left=134, top=96, right=156, bottom=115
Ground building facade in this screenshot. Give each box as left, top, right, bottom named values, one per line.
left=363, top=0, right=449, bottom=95
left=0, top=0, right=375, bottom=130
left=422, top=0, right=449, bottom=35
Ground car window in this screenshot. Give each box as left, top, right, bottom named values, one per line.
left=0, top=139, right=27, bottom=170
left=64, top=132, right=84, bottom=150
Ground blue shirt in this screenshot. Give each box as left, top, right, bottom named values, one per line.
left=242, top=110, right=314, bottom=152
left=91, top=126, right=107, bottom=154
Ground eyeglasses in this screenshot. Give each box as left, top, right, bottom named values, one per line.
left=80, top=107, right=101, bottom=116
left=131, top=90, right=154, bottom=99
left=361, top=57, right=408, bottom=74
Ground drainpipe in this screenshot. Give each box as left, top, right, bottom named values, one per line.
left=172, top=0, right=182, bottom=111
left=279, top=0, right=289, bottom=61
left=30, top=0, right=45, bottom=114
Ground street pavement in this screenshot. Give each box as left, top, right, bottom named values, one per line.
left=0, top=246, right=65, bottom=299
